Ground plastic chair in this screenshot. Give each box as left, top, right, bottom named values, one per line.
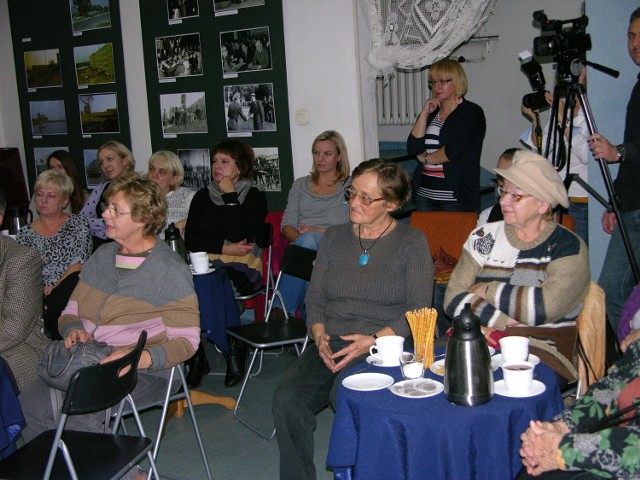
left=0, top=331, right=160, bottom=480
left=226, top=244, right=317, bottom=439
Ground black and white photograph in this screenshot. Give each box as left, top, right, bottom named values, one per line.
left=34, top=147, right=67, bottom=176
left=156, top=33, right=203, bottom=79
left=178, top=148, right=210, bottom=190
left=213, top=0, right=265, bottom=14
left=24, top=49, right=62, bottom=89
left=220, top=27, right=271, bottom=75
left=223, top=83, right=275, bottom=134
left=74, top=43, right=115, bottom=86
left=253, top=147, right=281, bottom=191
left=69, top=0, right=112, bottom=34
left=83, top=149, right=102, bottom=187
left=30, top=100, right=67, bottom=136
left=78, top=92, right=120, bottom=134
left=161, top=92, right=207, bottom=135
left=167, top=0, right=199, bottom=20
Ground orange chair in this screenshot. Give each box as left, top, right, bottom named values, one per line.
left=409, top=211, right=478, bottom=261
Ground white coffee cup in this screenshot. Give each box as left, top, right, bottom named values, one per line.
left=499, top=336, right=529, bottom=362
left=501, top=361, right=535, bottom=394
left=189, top=252, right=209, bottom=273
left=369, top=335, right=404, bottom=366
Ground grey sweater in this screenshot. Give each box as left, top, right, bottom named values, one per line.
left=305, top=222, right=434, bottom=338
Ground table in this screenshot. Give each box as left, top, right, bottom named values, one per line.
left=327, top=352, right=564, bottom=480
left=192, top=267, right=240, bottom=355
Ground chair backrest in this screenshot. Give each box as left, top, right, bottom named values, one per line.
left=555, top=213, right=575, bottom=232
left=278, top=244, right=317, bottom=283
left=62, top=331, right=147, bottom=416
left=409, top=211, right=478, bottom=260
left=265, top=211, right=289, bottom=279
left=576, top=281, right=606, bottom=395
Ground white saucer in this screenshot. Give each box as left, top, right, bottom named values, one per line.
left=191, top=267, right=215, bottom=275
left=389, top=379, right=443, bottom=398
left=492, top=353, right=540, bottom=369
left=366, top=356, right=399, bottom=367
left=342, top=373, right=394, bottom=391
left=494, top=379, right=546, bottom=398
left=488, top=346, right=496, bottom=356
left=429, top=359, right=445, bottom=376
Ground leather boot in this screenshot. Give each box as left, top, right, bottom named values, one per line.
left=185, top=343, right=211, bottom=389
left=225, top=336, right=247, bottom=387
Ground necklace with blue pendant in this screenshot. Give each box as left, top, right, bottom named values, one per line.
left=358, top=220, right=394, bottom=266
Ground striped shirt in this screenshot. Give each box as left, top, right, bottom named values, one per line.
left=418, top=114, right=455, bottom=202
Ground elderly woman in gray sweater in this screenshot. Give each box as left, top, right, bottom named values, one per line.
left=271, top=130, right=351, bottom=319
left=273, top=159, right=434, bottom=480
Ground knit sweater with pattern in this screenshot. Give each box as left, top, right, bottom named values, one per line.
left=444, top=221, right=590, bottom=330
left=305, top=222, right=434, bottom=338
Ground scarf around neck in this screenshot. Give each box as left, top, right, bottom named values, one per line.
left=207, top=178, right=253, bottom=206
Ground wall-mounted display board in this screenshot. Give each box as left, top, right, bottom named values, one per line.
left=8, top=0, right=131, bottom=192
left=139, top=0, right=292, bottom=211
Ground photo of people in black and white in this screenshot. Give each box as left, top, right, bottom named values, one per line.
left=213, top=0, right=265, bottom=14
left=220, top=27, right=271, bottom=75
left=223, top=83, right=275, bottom=134
left=24, top=49, right=62, bottom=89
left=156, top=33, right=203, bottom=79
left=253, top=147, right=281, bottom=191
left=166, top=0, right=199, bottom=20
left=29, top=100, right=67, bottom=136
left=161, top=92, right=207, bottom=135
left=178, top=148, right=210, bottom=190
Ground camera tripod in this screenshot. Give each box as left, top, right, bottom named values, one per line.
left=543, top=73, right=640, bottom=283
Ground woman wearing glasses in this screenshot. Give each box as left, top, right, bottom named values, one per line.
left=406, top=58, right=486, bottom=212
left=270, top=130, right=351, bottom=320
left=444, top=151, right=589, bottom=350
left=273, top=159, right=434, bottom=480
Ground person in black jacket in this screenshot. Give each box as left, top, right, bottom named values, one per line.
left=407, top=59, right=486, bottom=212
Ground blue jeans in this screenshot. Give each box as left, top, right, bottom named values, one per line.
left=273, top=231, right=323, bottom=316
left=598, top=210, right=640, bottom=332
left=414, top=195, right=466, bottom=212
left=568, top=201, right=588, bottom=245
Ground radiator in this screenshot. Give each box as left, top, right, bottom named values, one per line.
left=376, top=70, right=429, bottom=126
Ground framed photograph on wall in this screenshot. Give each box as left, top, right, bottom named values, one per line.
left=160, top=92, right=207, bottom=135
left=220, top=27, right=271, bottom=75
left=29, top=100, right=67, bottom=136
left=34, top=147, right=68, bottom=176
left=78, top=92, right=120, bottom=134
left=24, top=49, right=62, bottom=89
left=253, top=147, right=281, bottom=191
left=167, top=0, right=199, bottom=20
left=74, top=43, right=115, bottom=86
left=223, top=83, right=275, bottom=134
left=156, top=33, right=203, bottom=80
left=214, top=0, right=264, bottom=14
left=178, top=148, right=210, bottom=189
left=83, top=149, right=102, bottom=188
left=69, top=0, right=112, bottom=34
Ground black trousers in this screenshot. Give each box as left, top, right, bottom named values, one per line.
left=516, top=467, right=601, bottom=480
left=43, top=271, right=80, bottom=340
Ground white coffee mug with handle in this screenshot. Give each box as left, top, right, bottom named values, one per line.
left=369, top=335, right=405, bottom=366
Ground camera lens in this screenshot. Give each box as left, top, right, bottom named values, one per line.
left=522, top=91, right=548, bottom=111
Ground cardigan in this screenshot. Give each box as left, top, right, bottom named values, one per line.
left=407, top=99, right=486, bottom=211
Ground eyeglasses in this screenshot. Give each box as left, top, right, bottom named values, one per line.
left=344, top=187, right=384, bottom=206
left=101, top=202, right=131, bottom=219
left=427, top=79, right=453, bottom=88
left=497, top=187, right=532, bottom=203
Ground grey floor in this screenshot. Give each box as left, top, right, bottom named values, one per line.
left=132, top=336, right=335, bottom=480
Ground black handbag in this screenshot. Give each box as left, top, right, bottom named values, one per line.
left=38, top=340, right=114, bottom=391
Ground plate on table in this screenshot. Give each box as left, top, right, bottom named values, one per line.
left=491, top=354, right=540, bottom=369
left=191, top=267, right=215, bottom=275
left=342, top=373, right=394, bottom=391
left=366, top=356, right=399, bottom=367
left=389, top=379, right=443, bottom=398
left=494, top=379, right=546, bottom=398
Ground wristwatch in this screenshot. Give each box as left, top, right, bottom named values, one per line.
left=616, top=145, right=626, bottom=163
left=370, top=333, right=378, bottom=340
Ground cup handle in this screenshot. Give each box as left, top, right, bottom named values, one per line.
left=369, top=346, right=378, bottom=357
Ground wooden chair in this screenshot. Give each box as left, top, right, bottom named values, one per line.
left=409, top=211, right=478, bottom=260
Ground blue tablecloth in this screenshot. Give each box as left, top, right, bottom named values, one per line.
left=0, top=358, right=25, bottom=461
left=192, top=268, right=240, bottom=354
left=327, top=352, right=564, bottom=480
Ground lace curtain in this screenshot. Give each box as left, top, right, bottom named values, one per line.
left=359, top=0, right=497, bottom=81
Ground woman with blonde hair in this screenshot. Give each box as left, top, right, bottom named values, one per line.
left=271, top=130, right=351, bottom=320
left=407, top=58, right=486, bottom=212
left=80, top=140, right=136, bottom=250
left=146, top=150, right=195, bottom=237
